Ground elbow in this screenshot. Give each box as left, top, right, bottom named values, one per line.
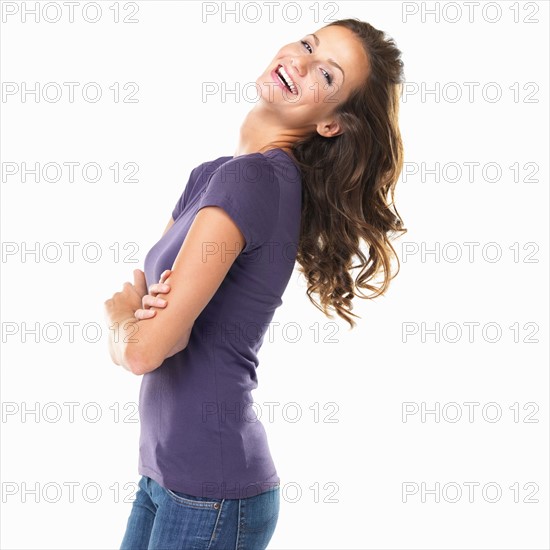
left=123, top=346, right=161, bottom=376
left=122, top=347, right=141, bottom=375
left=124, top=324, right=194, bottom=375
left=128, top=359, right=147, bottom=376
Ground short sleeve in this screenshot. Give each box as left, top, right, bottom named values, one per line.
left=171, top=164, right=203, bottom=221
left=196, top=155, right=280, bottom=254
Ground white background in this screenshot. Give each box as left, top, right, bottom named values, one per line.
left=1, top=1, right=548, bottom=548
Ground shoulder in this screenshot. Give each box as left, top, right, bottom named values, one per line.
left=198, top=153, right=280, bottom=253
left=184, top=156, right=233, bottom=202
left=211, top=153, right=277, bottom=186
left=193, top=155, right=234, bottom=184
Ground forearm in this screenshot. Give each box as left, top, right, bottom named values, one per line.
left=105, top=300, right=194, bottom=374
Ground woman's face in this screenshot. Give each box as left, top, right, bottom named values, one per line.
left=256, top=25, right=370, bottom=137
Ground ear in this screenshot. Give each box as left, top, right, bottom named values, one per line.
left=315, top=117, right=344, bottom=138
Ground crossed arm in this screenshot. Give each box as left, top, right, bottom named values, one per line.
left=104, top=206, right=245, bottom=376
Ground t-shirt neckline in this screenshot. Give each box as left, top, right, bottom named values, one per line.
left=231, top=147, right=298, bottom=170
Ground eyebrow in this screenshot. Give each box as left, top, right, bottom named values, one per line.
left=308, top=33, right=345, bottom=83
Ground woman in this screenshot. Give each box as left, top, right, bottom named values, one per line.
left=104, top=18, right=406, bottom=549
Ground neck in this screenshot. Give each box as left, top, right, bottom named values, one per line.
left=233, top=105, right=303, bottom=159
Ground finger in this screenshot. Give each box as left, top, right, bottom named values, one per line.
left=134, top=308, right=156, bottom=320
left=149, top=283, right=171, bottom=295
left=142, top=295, right=156, bottom=309
left=133, top=269, right=148, bottom=298
left=160, top=269, right=172, bottom=282
left=142, top=295, right=167, bottom=309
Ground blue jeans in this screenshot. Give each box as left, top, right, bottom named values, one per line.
left=120, top=475, right=280, bottom=549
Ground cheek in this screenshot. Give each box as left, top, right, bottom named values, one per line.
left=323, top=82, right=345, bottom=105
left=275, top=45, right=292, bottom=58
left=307, top=81, right=339, bottom=105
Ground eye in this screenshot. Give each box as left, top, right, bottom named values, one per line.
left=321, top=69, right=333, bottom=86
left=300, top=40, right=313, bottom=53
left=300, top=40, right=333, bottom=85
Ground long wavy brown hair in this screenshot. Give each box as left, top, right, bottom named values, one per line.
left=289, top=18, right=407, bottom=329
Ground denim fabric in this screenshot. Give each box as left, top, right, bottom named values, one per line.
left=120, top=475, right=280, bottom=549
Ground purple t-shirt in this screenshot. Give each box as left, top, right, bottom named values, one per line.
left=139, top=148, right=302, bottom=499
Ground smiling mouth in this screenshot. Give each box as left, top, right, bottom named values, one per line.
left=274, top=64, right=298, bottom=95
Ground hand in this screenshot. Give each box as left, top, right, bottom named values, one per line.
left=134, top=269, right=172, bottom=320
left=104, top=269, right=149, bottom=323
left=133, top=268, right=190, bottom=358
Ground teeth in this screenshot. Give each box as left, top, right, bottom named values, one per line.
left=276, top=65, right=297, bottom=94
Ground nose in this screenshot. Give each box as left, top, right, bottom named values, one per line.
left=290, top=57, right=305, bottom=78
